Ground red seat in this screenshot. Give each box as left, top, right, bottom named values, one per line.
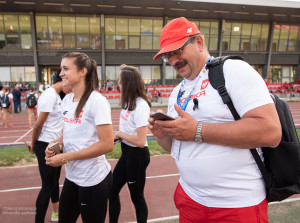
left=168, top=85, right=173, bottom=88
left=108, top=95, right=114, bottom=99
left=160, top=89, right=165, bottom=92
left=158, top=85, right=163, bottom=88
left=163, top=94, right=168, bottom=97
left=163, top=85, right=168, bottom=88
left=147, top=85, right=152, bottom=88
left=114, top=90, right=119, bottom=93
left=108, top=91, right=113, bottom=94
left=114, top=95, right=120, bottom=99
left=152, top=85, right=157, bottom=88
left=166, top=89, right=171, bottom=92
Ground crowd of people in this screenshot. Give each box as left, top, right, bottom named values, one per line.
left=0, top=17, right=291, bottom=223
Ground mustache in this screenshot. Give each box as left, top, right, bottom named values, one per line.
left=174, top=60, right=187, bottom=69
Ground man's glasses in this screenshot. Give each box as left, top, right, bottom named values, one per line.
left=162, top=35, right=197, bottom=63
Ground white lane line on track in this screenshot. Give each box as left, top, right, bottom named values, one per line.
left=0, top=173, right=179, bottom=193
left=14, top=128, right=33, bottom=143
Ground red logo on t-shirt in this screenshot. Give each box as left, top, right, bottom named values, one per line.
left=201, top=79, right=209, bottom=90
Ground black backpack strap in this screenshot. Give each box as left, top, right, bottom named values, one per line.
left=207, top=56, right=243, bottom=120
left=207, top=55, right=272, bottom=189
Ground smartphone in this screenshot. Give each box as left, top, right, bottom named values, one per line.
left=23, top=140, right=32, bottom=152
left=48, top=142, right=61, bottom=154
left=114, top=138, right=121, bottom=142
left=150, top=112, right=175, bottom=121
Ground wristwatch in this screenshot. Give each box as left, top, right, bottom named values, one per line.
left=194, top=122, right=203, bottom=144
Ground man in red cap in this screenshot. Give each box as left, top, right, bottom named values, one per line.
left=149, top=17, right=281, bottom=222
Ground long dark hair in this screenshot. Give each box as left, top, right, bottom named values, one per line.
left=62, top=52, right=99, bottom=118
left=119, top=64, right=151, bottom=111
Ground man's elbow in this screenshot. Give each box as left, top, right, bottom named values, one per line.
left=265, top=123, right=282, bottom=148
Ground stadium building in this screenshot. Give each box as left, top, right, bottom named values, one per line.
left=0, top=0, right=300, bottom=88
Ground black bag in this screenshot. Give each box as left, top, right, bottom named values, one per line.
left=26, top=93, right=37, bottom=108
left=207, top=55, right=300, bottom=202
left=1, top=94, right=11, bottom=108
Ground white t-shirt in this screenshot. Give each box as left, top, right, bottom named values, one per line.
left=168, top=59, right=273, bottom=208
left=37, top=87, right=63, bottom=142
left=62, top=91, right=112, bottom=187
left=119, top=97, right=150, bottom=147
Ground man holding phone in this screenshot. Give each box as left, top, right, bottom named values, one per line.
left=148, top=17, right=281, bottom=223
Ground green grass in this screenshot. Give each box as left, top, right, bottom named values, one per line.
left=0, top=140, right=168, bottom=167
left=1, top=130, right=300, bottom=167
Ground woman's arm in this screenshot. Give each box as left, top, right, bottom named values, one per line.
left=31, top=112, right=49, bottom=151
left=115, top=126, right=148, bottom=148
left=45, top=124, right=114, bottom=167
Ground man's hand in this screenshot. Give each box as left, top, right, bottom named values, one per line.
left=153, top=104, right=198, bottom=141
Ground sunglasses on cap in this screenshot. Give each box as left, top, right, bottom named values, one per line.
left=162, top=35, right=198, bottom=63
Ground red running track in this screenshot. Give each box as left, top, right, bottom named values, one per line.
left=1, top=102, right=300, bottom=222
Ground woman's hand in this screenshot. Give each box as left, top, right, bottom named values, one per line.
left=45, top=153, right=65, bottom=167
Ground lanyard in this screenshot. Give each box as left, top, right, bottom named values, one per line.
left=177, top=56, right=214, bottom=111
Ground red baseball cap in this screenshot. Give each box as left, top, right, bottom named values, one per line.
left=153, top=17, right=200, bottom=60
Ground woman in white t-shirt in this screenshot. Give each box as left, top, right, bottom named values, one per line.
left=45, top=52, right=114, bottom=223
left=1, top=87, right=13, bottom=128
left=31, top=71, right=69, bottom=223
left=26, top=87, right=38, bottom=128
left=109, top=65, right=151, bottom=223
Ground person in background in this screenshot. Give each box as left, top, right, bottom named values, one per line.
left=107, top=79, right=114, bottom=91
left=149, top=17, right=281, bottom=223
left=45, top=52, right=114, bottom=223
left=1, top=87, right=13, bottom=128
left=0, top=85, right=3, bottom=125
left=30, top=70, right=69, bottom=223
left=26, top=87, right=38, bottom=128
left=12, top=85, right=21, bottom=113
left=109, top=64, right=151, bottom=223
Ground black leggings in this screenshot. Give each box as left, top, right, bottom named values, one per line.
left=34, top=140, right=61, bottom=223
left=109, top=143, right=150, bottom=223
left=59, top=171, right=113, bottom=223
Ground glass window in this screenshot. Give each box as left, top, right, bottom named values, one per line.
left=278, top=25, right=289, bottom=51
left=115, top=18, right=128, bottom=49
left=90, top=18, right=101, bottom=49
left=76, top=17, right=89, bottom=34
left=105, top=18, right=115, bottom=49
left=166, top=66, right=175, bottom=79
left=21, top=34, right=32, bottom=49
left=288, top=26, right=299, bottom=51
left=4, top=15, right=19, bottom=34
left=129, top=19, right=140, bottom=49
left=251, top=24, right=261, bottom=51
left=0, top=67, right=11, bottom=81
left=11, top=67, right=25, bottom=82
left=36, top=16, right=49, bottom=49
left=140, top=66, right=151, bottom=83
left=64, top=35, right=76, bottom=48
left=0, top=15, right=4, bottom=33
left=106, top=66, right=116, bottom=80
left=0, top=33, right=6, bottom=50
left=141, top=19, right=153, bottom=49
left=273, top=25, right=281, bottom=51
left=48, top=16, right=62, bottom=49
left=129, top=36, right=140, bottom=49
left=152, top=66, right=160, bottom=81
left=230, top=23, right=241, bottom=51
left=199, top=21, right=210, bottom=36
left=62, top=17, right=75, bottom=34
left=76, top=17, right=89, bottom=49
left=129, top=19, right=140, bottom=35
left=19, top=15, right=31, bottom=33
left=25, top=66, right=36, bottom=82
left=223, top=22, right=231, bottom=51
